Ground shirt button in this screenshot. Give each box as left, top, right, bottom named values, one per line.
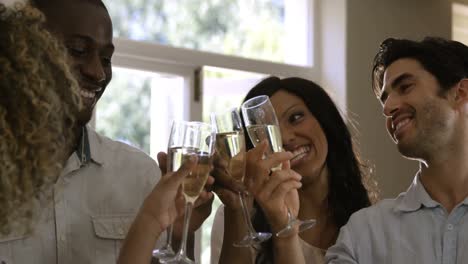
left=60, top=235, right=66, bottom=242
left=118, top=227, right=125, bottom=235
left=447, top=224, right=454, bottom=230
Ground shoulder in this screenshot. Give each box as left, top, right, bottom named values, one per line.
left=346, top=198, right=400, bottom=228
left=88, top=127, right=158, bottom=171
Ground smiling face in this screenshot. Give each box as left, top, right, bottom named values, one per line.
left=40, top=0, right=114, bottom=125
left=380, top=58, right=457, bottom=160
left=270, top=90, right=328, bottom=182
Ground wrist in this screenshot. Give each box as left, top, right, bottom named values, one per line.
left=269, top=212, right=299, bottom=238
left=135, top=211, right=165, bottom=239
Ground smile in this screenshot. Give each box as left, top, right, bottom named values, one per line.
left=80, top=88, right=97, bottom=99
left=393, top=117, right=413, bottom=140
left=79, top=84, right=102, bottom=101
left=290, top=145, right=311, bottom=165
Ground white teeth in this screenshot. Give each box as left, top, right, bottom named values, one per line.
left=290, top=145, right=310, bottom=162
left=395, top=118, right=410, bottom=132
left=80, top=89, right=95, bottom=99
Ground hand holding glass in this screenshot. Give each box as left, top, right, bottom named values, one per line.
left=241, top=95, right=316, bottom=237
left=165, top=121, right=215, bottom=264
left=211, top=108, right=271, bottom=247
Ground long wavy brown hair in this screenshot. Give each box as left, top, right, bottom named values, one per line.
left=0, top=2, right=81, bottom=235
left=241, top=77, right=379, bottom=263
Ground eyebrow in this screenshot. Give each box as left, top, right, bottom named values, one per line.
left=279, top=103, right=301, bottom=120
left=69, top=34, right=115, bottom=52
left=380, top=73, right=413, bottom=103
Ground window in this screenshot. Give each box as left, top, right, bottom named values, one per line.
left=105, top=0, right=313, bottom=66
left=96, top=67, right=187, bottom=158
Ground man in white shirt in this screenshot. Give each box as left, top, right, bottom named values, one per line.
left=326, top=37, right=468, bottom=263
left=0, top=0, right=212, bottom=263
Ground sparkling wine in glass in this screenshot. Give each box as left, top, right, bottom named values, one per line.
left=165, top=121, right=215, bottom=264
left=241, top=95, right=316, bottom=238
left=153, top=122, right=187, bottom=262
left=211, top=108, right=271, bottom=247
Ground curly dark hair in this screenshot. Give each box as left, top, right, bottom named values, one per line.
left=372, top=37, right=468, bottom=99
left=0, top=2, right=81, bottom=235
left=241, top=76, right=378, bottom=263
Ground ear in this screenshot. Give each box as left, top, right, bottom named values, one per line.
left=453, top=78, right=468, bottom=110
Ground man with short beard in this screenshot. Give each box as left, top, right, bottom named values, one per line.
left=0, top=0, right=212, bottom=263
left=325, top=37, right=468, bottom=263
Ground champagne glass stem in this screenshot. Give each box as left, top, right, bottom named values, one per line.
left=153, top=225, right=175, bottom=260
left=177, top=201, right=194, bottom=259
left=238, top=192, right=256, bottom=235
left=165, top=224, right=173, bottom=248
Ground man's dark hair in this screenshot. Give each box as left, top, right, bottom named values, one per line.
left=372, top=37, right=468, bottom=98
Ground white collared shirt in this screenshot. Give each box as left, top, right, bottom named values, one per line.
left=0, top=126, right=162, bottom=264
left=326, top=174, right=468, bottom=264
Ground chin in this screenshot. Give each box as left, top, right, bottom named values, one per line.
left=397, top=142, right=426, bottom=161
left=76, top=109, right=94, bottom=127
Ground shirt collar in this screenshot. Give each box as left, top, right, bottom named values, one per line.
left=394, top=172, right=440, bottom=213
left=75, top=126, right=104, bottom=166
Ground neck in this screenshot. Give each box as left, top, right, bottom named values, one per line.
left=67, top=125, right=83, bottom=158
left=298, top=166, right=329, bottom=218
left=297, top=166, right=338, bottom=249
left=420, top=135, right=468, bottom=213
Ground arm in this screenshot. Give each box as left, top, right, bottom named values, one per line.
left=273, top=234, right=306, bottom=264
left=118, top=155, right=200, bottom=264
left=212, top=153, right=255, bottom=263
left=324, top=225, right=359, bottom=264
left=217, top=201, right=255, bottom=263
left=247, top=141, right=305, bottom=264
left=156, top=152, right=215, bottom=261
left=118, top=205, right=165, bottom=264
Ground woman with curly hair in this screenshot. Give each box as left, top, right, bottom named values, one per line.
left=0, top=1, right=81, bottom=235
left=212, top=76, right=379, bottom=263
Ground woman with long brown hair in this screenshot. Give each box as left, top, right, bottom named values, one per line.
left=212, top=76, right=379, bottom=263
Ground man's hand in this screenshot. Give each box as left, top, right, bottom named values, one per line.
left=211, top=152, right=246, bottom=210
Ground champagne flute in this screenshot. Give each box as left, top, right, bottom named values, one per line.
left=241, top=95, right=316, bottom=238
left=152, top=121, right=182, bottom=262
left=165, top=121, right=215, bottom=264
left=210, top=108, right=271, bottom=247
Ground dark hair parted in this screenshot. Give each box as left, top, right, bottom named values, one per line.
left=372, top=37, right=468, bottom=99
left=243, top=77, right=378, bottom=263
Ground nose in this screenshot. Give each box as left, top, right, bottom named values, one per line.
left=383, top=93, right=400, bottom=118
left=280, top=124, right=295, bottom=146
left=80, top=53, right=106, bottom=83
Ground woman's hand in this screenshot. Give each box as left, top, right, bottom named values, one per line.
left=138, top=153, right=198, bottom=234
left=247, top=141, right=302, bottom=234
left=118, top=153, right=200, bottom=264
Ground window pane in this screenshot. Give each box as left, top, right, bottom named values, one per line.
left=96, top=67, right=186, bottom=158
left=104, top=0, right=311, bottom=66
left=200, top=66, right=266, bottom=263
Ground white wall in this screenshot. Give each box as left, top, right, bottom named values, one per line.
left=320, top=0, right=453, bottom=198
left=343, top=0, right=452, bottom=198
